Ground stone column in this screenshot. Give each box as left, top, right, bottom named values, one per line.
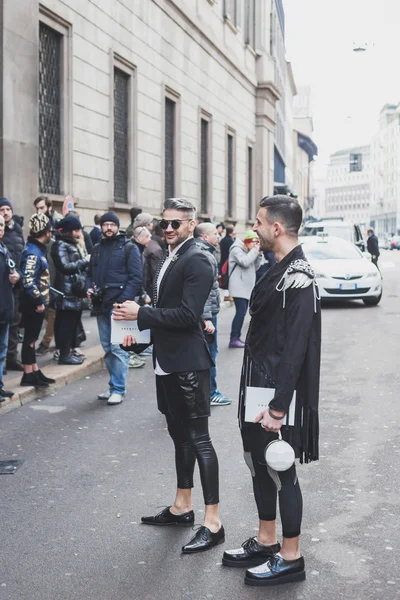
left=0, top=0, right=39, bottom=222
left=255, top=81, right=280, bottom=202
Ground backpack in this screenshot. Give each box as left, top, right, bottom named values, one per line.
left=218, top=259, right=237, bottom=289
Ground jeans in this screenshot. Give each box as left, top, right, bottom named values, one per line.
left=0, top=324, right=9, bottom=389
left=97, top=311, right=129, bottom=395
left=230, top=298, right=249, bottom=341
left=207, top=315, right=218, bottom=397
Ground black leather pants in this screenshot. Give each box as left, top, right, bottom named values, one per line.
left=156, top=372, right=219, bottom=505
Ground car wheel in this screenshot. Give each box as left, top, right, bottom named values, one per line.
left=363, top=293, right=382, bottom=306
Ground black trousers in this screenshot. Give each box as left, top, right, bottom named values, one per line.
left=20, top=307, right=44, bottom=365
left=54, top=310, right=81, bottom=359
left=156, top=370, right=219, bottom=505
left=6, top=292, right=21, bottom=364
left=241, top=422, right=303, bottom=538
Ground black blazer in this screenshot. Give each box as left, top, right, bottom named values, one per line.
left=137, top=238, right=214, bottom=373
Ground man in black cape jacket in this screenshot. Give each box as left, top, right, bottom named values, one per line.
left=222, top=195, right=321, bottom=587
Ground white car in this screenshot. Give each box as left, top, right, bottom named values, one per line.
left=300, top=236, right=382, bottom=306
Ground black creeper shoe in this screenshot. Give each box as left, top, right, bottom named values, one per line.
left=245, top=553, right=305, bottom=586
left=222, top=537, right=281, bottom=568
left=141, top=506, right=194, bottom=527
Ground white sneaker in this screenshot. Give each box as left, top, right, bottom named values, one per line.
left=97, top=391, right=111, bottom=400
left=107, top=393, right=124, bottom=405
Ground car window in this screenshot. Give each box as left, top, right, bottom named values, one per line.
left=302, top=241, right=363, bottom=261
left=300, top=226, right=323, bottom=236
left=322, top=226, right=351, bottom=242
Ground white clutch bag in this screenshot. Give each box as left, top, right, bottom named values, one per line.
left=265, top=432, right=295, bottom=472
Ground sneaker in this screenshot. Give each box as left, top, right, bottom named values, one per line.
left=53, top=350, right=60, bottom=361
left=128, top=353, right=145, bottom=368
left=210, top=392, right=232, bottom=406
left=36, top=343, right=50, bottom=356
left=107, top=393, right=124, bottom=405
left=72, top=348, right=86, bottom=358
left=97, top=391, right=111, bottom=400
left=229, top=338, right=245, bottom=349
left=140, top=345, right=153, bottom=356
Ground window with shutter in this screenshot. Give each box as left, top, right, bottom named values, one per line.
left=227, top=133, right=234, bottom=217
left=200, top=119, right=209, bottom=214
left=39, top=23, right=62, bottom=195
left=247, top=146, right=253, bottom=220
left=165, top=98, right=176, bottom=199
left=114, top=68, right=130, bottom=204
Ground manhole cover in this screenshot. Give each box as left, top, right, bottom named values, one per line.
left=0, top=460, right=24, bottom=474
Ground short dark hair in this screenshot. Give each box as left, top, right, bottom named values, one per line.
left=216, top=222, right=225, bottom=230
left=34, top=195, right=52, bottom=208
left=259, top=195, right=302, bottom=237
left=225, top=226, right=234, bottom=236
left=367, top=228, right=374, bottom=234
left=164, top=198, right=196, bottom=220
left=94, top=213, right=102, bottom=225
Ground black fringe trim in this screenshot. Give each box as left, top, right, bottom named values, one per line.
left=283, top=406, right=319, bottom=464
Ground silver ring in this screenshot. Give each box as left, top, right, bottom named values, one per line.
left=260, top=422, right=265, bottom=429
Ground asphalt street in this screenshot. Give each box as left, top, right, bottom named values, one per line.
left=1, top=250, right=400, bottom=600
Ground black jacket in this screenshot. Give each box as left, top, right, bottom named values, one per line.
left=367, top=234, right=380, bottom=257
left=19, top=238, right=50, bottom=309
left=3, top=220, right=24, bottom=266
left=239, top=245, right=321, bottom=463
left=219, top=234, right=234, bottom=267
left=137, top=238, right=214, bottom=373
left=0, top=242, right=15, bottom=324
left=51, top=233, right=89, bottom=311
left=86, top=233, right=142, bottom=313
left=89, top=226, right=101, bottom=246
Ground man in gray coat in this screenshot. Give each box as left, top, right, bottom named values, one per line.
left=228, top=231, right=263, bottom=348
left=195, top=223, right=231, bottom=406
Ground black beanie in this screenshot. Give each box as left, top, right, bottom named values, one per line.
left=57, top=215, right=82, bottom=231
left=0, top=198, right=12, bottom=210
left=100, top=211, right=120, bottom=227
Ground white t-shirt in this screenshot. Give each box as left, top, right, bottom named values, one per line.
left=154, top=237, right=192, bottom=376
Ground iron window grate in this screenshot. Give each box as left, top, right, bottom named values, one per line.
left=165, top=98, right=176, bottom=199
left=39, top=22, right=62, bottom=195
left=114, top=68, right=129, bottom=204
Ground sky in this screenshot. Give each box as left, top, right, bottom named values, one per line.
left=284, top=0, right=400, bottom=175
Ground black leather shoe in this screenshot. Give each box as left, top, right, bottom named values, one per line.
left=20, top=372, right=49, bottom=388
left=58, top=355, right=84, bottom=366
left=6, top=360, right=24, bottom=372
left=141, top=506, right=194, bottom=527
left=0, top=388, right=14, bottom=398
left=223, top=537, right=281, bottom=568
left=181, top=525, right=225, bottom=554
left=36, top=370, right=56, bottom=385
left=245, top=553, right=305, bottom=586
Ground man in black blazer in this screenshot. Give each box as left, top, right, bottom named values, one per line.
left=113, top=198, right=224, bottom=554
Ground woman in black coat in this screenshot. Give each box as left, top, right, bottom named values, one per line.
left=51, top=216, right=90, bottom=365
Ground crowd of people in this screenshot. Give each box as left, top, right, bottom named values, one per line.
left=0, top=196, right=276, bottom=405
left=0, top=193, right=321, bottom=587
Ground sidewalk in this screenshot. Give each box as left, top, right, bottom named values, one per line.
left=1, top=313, right=104, bottom=415
left=1, top=294, right=233, bottom=415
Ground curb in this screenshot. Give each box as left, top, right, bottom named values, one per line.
left=0, top=345, right=105, bottom=416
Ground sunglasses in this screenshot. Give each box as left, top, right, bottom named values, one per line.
left=159, top=219, right=191, bottom=230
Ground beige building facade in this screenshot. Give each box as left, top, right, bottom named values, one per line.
left=0, top=0, right=284, bottom=230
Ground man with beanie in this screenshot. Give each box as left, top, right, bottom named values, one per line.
left=228, top=231, right=263, bottom=348
left=0, top=198, right=25, bottom=371
left=51, top=215, right=90, bottom=365
left=19, top=214, right=55, bottom=388
left=86, top=212, right=142, bottom=405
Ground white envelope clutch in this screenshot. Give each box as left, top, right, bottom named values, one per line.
left=244, top=387, right=296, bottom=427
left=111, top=319, right=151, bottom=345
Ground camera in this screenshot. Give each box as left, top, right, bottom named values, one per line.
left=90, top=287, right=105, bottom=307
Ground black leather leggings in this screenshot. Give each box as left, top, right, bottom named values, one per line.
left=165, top=413, right=219, bottom=505
left=242, top=423, right=303, bottom=538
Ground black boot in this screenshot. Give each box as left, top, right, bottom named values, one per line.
left=20, top=372, right=49, bottom=388
left=0, top=388, right=14, bottom=399
left=35, top=370, right=56, bottom=385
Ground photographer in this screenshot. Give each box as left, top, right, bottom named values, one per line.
left=51, top=216, right=90, bottom=365
left=86, top=212, right=142, bottom=405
